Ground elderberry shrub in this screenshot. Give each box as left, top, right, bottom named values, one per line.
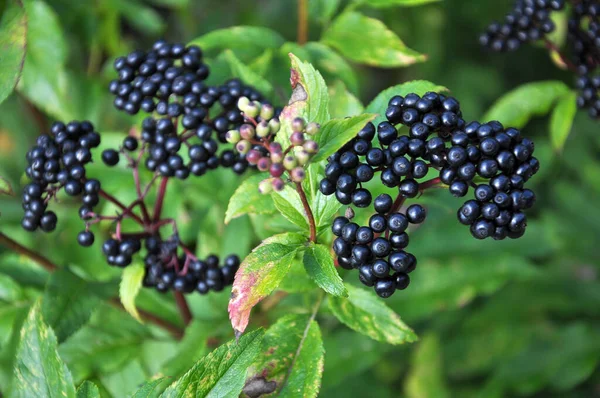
left=141, top=236, right=239, bottom=294
left=227, top=97, right=320, bottom=192
left=570, top=1, right=600, bottom=118
left=479, top=0, right=565, bottom=52
left=320, top=91, right=464, bottom=208
left=332, top=196, right=427, bottom=298
left=22, top=121, right=102, bottom=232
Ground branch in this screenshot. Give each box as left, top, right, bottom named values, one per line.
left=543, top=38, right=579, bottom=73
left=153, top=177, right=169, bottom=222
left=98, top=189, right=145, bottom=225
left=297, top=0, right=308, bottom=45
left=295, top=182, right=317, bottom=243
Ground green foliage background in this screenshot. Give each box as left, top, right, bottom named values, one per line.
left=0, top=0, right=599, bottom=397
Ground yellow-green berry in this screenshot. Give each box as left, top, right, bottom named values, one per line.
left=260, top=104, right=274, bottom=121
left=269, top=118, right=281, bottom=134
left=259, top=179, right=273, bottom=194
left=305, top=122, right=320, bottom=136
left=283, top=155, right=297, bottom=170
left=292, top=117, right=305, bottom=133
left=236, top=140, right=251, bottom=154
left=237, top=96, right=250, bottom=112
left=256, top=121, right=271, bottom=138
left=239, top=124, right=256, bottom=140
left=225, top=129, right=241, bottom=144
left=304, top=140, right=319, bottom=154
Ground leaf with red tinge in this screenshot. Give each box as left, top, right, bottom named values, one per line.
left=229, top=233, right=306, bottom=335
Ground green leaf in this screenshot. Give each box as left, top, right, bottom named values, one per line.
left=228, top=233, right=306, bottom=334
left=272, top=185, right=309, bottom=230
left=312, top=114, right=376, bottom=163
left=223, top=50, right=273, bottom=95
left=366, top=80, right=448, bottom=125
left=405, top=333, right=449, bottom=398
left=12, top=301, right=76, bottom=398
left=328, top=80, right=364, bottom=118
left=322, top=12, right=426, bottom=67
left=190, top=26, right=285, bottom=61
left=483, top=81, right=571, bottom=128
left=0, top=0, right=27, bottom=105
left=0, top=176, right=15, bottom=196
left=131, top=377, right=169, bottom=398
left=225, top=173, right=276, bottom=224
left=303, top=243, right=347, bottom=297
left=353, top=0, right=441, bottom=7
left=41, top=269, right=100, bottom=343
left=0, top=273, right=23, bottom=302
left=76, top=381, right=100, bottom=398
left=276, top=53, right=330, bottom=148
left=329, top=285, right=417, bottom=345
left=161, top=330, right=264, bottom=398
left=251, top=315, right=324, bottom=397
left=304, top=42, right=358, bottom=93
left=550, top=91, right=577, bottom=152
left=119, top=262, right=145, bottom=323
left=117, top=0, right=165, bottom=35
left=309, top=0, right=341, bottom=25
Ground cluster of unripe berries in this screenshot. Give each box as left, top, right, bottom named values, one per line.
left=322, top=92, right=539, bottom=296
left=226, top=98, right=319, bottom=193
left=479, top=0, right=565, bottom=52
left=480, top=0, right=600, bottom=120
left=332, top=196, right=426, bottom=298
left=21, top=121, right=102, bottom=233
left=142, top=236, right=239, bottom=294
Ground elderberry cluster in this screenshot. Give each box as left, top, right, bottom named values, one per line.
left=571, top=2, right=600, bottom=118
left=480, top=0, right=565, bottom=52
left=332, top=196, right=426, bottom=298
left=227, top=99, right=319, bottom=193
left=320, top=92, right=464, bottom=208
left=21, top=121, right=102, bottom=233
left=142, top=236, right=239, bottom=294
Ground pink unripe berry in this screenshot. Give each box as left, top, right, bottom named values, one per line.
left=290, top=132, right=305, bottom=146
left=305, top=122, right=320, bottom=136
left=271, top=152, right=283, bottom=163
left=304, top=140, right=319, bottom=154
left=239, top=124, right=255, bottom=140
left=272, top=178, right=285, bottom=192
left=246, top=149, right=261, bottom=165
left=235, top=140, right=251, bottom=154
left=290, top=167, right=306, bottom=182
left=257, top=157, right=272, bottom=172
left=270, top=163, right=284, bottom=178
left=269, top=142, right=283, bottom=154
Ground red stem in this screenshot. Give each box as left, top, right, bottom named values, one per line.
left=153, top=177, right=169, bottom=222
left=543, top=38, right=579, bottom=73
left=295, top=182, right=317, bottom=243
left=98, top=189, right=145, bottom=225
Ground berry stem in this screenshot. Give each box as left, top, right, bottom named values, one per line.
left=0, top=232, right=57, bottom=271
left=173, top=291, right=193, bottom=326
left=0, top=232, right=184, bottom=338
left=297, top=0, right=308, bottom=45
left=98, top=189, right=145, bottom=225
left=295, top=182, right=317, bottom=243
left=418, top=177, right=442, bottom=192
left=543, top=38, right=579, bottom=73
left=153, top=177, right=169, bottom=222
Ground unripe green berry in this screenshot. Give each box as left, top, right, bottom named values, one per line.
left=295, top=149, right=310, bottom=165
left=271, top=152, right=283, bottom=163
left=256, top=121, right=271, bottom=138
left=292, top=117, right=305, bottom=133
left=290, top=132, right=305, bottom=146
left=283, top=155, right=297, bottom=170
left=305, top=122, right=320, bottom=136
left=304, top=140, right=319, bottom=154
left=260, top=104, right=274, bottom=121
left=258, top=179, right=273, bottom=194
left=269, top=118, right=281, bottom=134
left=272, top=178, right=285, bottom=192
left=290, top=167, right=306, bottom=182
left=239, top=124, right=256, bottom=140
left=236, top=140, right=251, bottom=154
left=225, top=129, right=241, bottom=144
left=245, top=103, right=260, bottom=119
left=237, top=96, right=250, bottom=112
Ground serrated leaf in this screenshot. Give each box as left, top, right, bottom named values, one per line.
left=131, top=377, right=169, bottom=398
left=251, top=315, right=324, bottom=397
left=405, top=333, right=449, bottom=398
left=0, top=0, right=27, bottom=105
left=12, top=301, right=76, bottom=398
left=229, top=233, right=306, bottom=334
left=483, top=81, right=571, bottom=128
left=303, top=163, right=342, bottom=228
left=329, top=284, right=417, bottom=345
left=312, top=114, right=376, bottom=163
left=223, top=50, right=273, bottom=95
left=271, top=185, right=309, bottom=230
left=550, top=91, right=577, bottom=152
left=190, top=26, right=285, bottom=61
left=276, top=53, right=330, bottom=149
left=225, top=173, right=276, bottom=223
left=328, top=80, right=364, bottom=118
left=304, top=42, right=358, bottom=93
left=366, top=80, right=448, bottom=125
left=76, top=381, right=100, bottom=398
left=322, top=12, right=426, bottom=67
left=303, top=243, right=347, bottom=297
left=353, top=0, right=441, bottom=7
left=161, top=330, right=264, bottom=398
left=41, top=269, right=100, bottom=343
left=119, top=262, right=145, bottom=323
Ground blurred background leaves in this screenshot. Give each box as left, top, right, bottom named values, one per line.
left=0, top=0, right=599, bottom=397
